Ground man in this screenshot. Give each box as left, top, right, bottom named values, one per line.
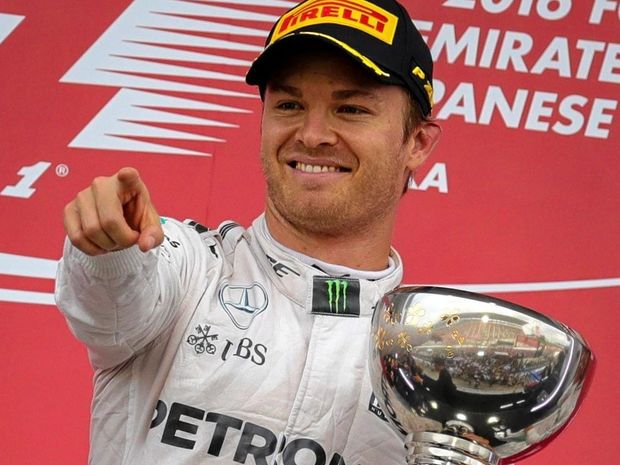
left=416, top=357, right=457, bottom=405
left=55, top=0, right=440, bottom=463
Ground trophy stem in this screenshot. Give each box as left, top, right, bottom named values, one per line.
left=405, top=432, right=500, bottom=465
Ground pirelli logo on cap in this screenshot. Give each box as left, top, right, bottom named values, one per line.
left=270, top=0, right=399, bottom=45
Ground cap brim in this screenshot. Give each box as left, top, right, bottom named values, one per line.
left=245, top=31, right=398, bottom=89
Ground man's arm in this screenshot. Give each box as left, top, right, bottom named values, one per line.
left=54, top=168, right=182, bottom=370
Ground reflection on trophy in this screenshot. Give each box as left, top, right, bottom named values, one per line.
left=369, top=287, right=593, bottom=465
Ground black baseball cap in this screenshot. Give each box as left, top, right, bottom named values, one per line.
left=245, top=0, right=434, bottom=116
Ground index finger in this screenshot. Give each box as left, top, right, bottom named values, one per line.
left=91, top=175, right=140, bottom=249
left=116, top=167, right=162, bottom=251
left=116, top=167, right=149, bottom=201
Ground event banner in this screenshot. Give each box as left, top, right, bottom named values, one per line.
left=0, top=1, right=617, bottom=464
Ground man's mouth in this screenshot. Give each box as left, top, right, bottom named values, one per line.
left=290, top=161, right=351, bottom=173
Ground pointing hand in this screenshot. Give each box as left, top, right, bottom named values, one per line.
left=63, top=167, right=164, bottom=256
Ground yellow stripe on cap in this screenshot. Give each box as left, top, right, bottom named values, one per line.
left=271, top=0, right=399, bottom=45
left=413, top=65, right=434, bottom=109
left=424, top=82, right=434, bottom=108
left=297, top=31, right=391, bottom=78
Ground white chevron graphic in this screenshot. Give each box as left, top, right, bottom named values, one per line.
left=0, top=253, right=58, bottom=306
left=0, top=253, right=57, bottom=279
left=0, top=13, right=25, bottom=44
left=61, top=0, right=296, bottom=155
left=70, top=88, right=250, bottom=156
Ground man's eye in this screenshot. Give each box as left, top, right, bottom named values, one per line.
left=339, top=105, right=368, bottom=115
left=277, top=101, right=301, bottom=111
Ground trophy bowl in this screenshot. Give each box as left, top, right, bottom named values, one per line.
left=369, top=286, right=594, bottom=465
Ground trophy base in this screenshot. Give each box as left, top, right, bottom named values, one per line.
left=406, top=432, right=500, bottom=465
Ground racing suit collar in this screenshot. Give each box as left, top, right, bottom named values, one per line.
left=247, top=214, right=404, bottom=317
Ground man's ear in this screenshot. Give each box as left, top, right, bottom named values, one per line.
left=406, top=121, right=442, bottom=172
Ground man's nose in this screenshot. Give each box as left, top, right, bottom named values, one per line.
left=296, top=110, right=338, bottom=148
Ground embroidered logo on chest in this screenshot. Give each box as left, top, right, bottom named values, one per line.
left=185, top=323, right=268, bottom=366
left=218, top=282, right=269, bottom=329
left=186, top=324, right=219, bottom=355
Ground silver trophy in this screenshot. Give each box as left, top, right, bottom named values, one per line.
left=369, top=286, right=593, bottom=465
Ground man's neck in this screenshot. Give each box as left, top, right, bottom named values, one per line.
left=264, top=206, right=396, bottom=272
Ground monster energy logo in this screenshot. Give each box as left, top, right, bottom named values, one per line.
left=326, top=279, right=348, bottom=313
left=312, top=276, right=361, bottom=317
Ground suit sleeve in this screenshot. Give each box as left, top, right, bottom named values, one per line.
left=54, top=219, right=202, bottom=370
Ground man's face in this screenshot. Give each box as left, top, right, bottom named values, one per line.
left=260, top=48, right=429, bottom=237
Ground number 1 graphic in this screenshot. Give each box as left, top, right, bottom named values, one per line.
left=1, top=161, right=52, bottom=198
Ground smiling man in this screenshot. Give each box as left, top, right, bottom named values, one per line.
left=55, top=1, right=440, bottom=464
left=259, top=46, right=434, bottom=270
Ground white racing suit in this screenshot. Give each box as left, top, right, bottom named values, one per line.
left=55, top=214, right=408, bottom=465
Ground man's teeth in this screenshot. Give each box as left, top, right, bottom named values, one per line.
left=295, top=162, right=340, bottom=173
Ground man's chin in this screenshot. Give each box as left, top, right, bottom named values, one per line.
left=282, top=203, right=362, bottom=236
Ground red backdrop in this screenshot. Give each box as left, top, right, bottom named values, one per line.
left=1, top=0, right=618, bottom=464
